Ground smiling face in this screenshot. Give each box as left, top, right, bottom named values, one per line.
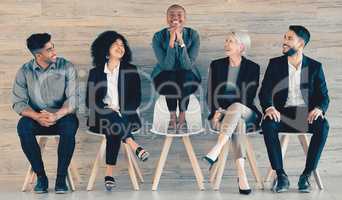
left=166, top=6, right=186, bottom=28
left=108, top=39, right=125, bottom=60
left=282, top=30, right=304, bottom=56
left=224, top=34, right=243, bottom=57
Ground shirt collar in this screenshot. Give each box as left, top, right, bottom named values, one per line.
left=288, top=60, right=302, bottom=71
left=32, top=59, right=57, bottom=71
left=104, top=62, right=120, bottom=74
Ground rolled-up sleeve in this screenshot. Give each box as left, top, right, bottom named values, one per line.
left=12, top=68, right=32, bottom=114
left=152, top=32, right=176, bottom=70
left=63, top=62, right=79, bottom=112
left=178, top=30, right=200, bottom=70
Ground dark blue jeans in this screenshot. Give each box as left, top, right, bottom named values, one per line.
left=17, top=114, right=79, bottom=177
left=262, top=106, right=329, bottom=173
left=97, top=110, right=134, bottom=165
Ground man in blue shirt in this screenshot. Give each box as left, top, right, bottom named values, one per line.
left=12, top=33, right=79, bottom=194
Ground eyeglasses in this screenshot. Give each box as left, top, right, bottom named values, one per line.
left=44, top=43, right=55, bottom=53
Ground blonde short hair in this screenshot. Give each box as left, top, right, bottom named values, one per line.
left=228, top=31, right=251, bottom=55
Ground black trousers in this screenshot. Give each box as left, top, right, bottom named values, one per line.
left=17, top=114, right=79, bottom=176
left=262, top=106, right=329, bottom=173
left=153, top=69, right=200, bottom=112
left=97, top=109, right=134, bottom=165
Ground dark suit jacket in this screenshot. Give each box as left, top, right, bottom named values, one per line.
left=207, top=56, right=262, bottom=127
left=259, top=55, right=329, bottom=114
left=85, top=62, right=141, bottom=133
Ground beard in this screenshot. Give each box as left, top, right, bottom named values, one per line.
left=283, top=47, right=297, bottom=57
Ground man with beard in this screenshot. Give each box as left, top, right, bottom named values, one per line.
left=12, top=33, right=79, bottom=194
left=259, top=25, right=329, bottom=193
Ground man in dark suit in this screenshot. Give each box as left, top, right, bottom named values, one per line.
left=259, top=25, right=329, bottom=193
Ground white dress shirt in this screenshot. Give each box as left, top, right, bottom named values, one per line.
left=103, top=62, right=120, bottom=111
left=284, top=61, right=306, bottom=107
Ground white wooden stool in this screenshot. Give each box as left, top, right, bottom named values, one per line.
left=264, top=132, right=324, bottom=190
left=22, top=135, right=80, bottom=192
left=151, top=95, right=205, bottom=191
left=208, top=124, right=264, bottom=190
left=86, top=129, right=144, bottom=191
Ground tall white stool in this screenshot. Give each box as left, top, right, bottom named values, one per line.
left=264, top=132, right=324, bottom=190
left=151, top=95, right=205, bottom=191
left=22, top=135, right=80, bottom=192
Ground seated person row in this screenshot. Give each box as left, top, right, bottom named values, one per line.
left=12, top=16, right=329, bottom=196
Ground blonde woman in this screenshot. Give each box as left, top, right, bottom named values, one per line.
left=203, top=31, right=262, bottom=195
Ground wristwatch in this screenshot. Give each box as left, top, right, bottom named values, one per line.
left=179, top=42, right=185, bottom=48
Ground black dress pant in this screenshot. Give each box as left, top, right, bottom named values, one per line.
left=97, top=109, right=134, bottom=165
left=262, top=106, right=329, bottom=173
left=17, top=114, right=79, bottom=176
left=153, top=69, right=200, bottom=112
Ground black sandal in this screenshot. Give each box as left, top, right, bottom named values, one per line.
left=136, top=147, right=149, bottom=162
left=104, top=176, right=116, bottom=191
left=202, top=156, right=218, bottom=171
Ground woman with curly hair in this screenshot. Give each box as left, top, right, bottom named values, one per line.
left=86, top=30, right=149, bottom=191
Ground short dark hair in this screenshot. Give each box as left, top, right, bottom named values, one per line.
left=26, top=33, right=51, bottom=54
left=91, top=31, right=132, bottom=69
left=289, top=25, right=310, bottom=46
left=167, top=4, right=186, bottom=14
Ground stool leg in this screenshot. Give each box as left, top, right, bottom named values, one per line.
left=69, top=160, right=81, bottom=185
left=244, top=135, right=264, bottom=189
left=127, top=145, right=144, bottom=183
left=297, top=135, right=324, bottom=190
left=265, top=135, right=290, bottom=182
left=212, top=141, right=230, bottom=190
left=123, top=143, right=139, bottom=190
left=67, top=167, right=76, bottom=191
left=87, top=138, right=106, bottom=191
left=22, top=136, right=48, bottom=192
left=54, top=136, right=78, bottom=191
left=182, top=136, right=205, bottom=191
left=209, top=162, right=219, bottom=184
left=152, top=136, right=173, bottom=191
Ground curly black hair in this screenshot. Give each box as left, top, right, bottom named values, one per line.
left=91, top=31, right=132, bottom=69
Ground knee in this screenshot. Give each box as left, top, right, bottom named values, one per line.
left=57, top=114, right=79, bottom=136
left=227, top=102, right=244, bottom=112
left=17, top=117, right=35, bottom=137
left=261, top=118, right=279, bottom=132
left=311, top=117, right=329, bottom=136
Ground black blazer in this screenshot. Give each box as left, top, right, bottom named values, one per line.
left=259, top=55, right=329, bottom=114
left=207, top=56, right=262, bottom=127
left=85, top=62, right=141, bottom=133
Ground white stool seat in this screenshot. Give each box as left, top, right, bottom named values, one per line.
left=151, top=95, right=205, bottom=191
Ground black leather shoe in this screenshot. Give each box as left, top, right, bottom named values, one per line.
left=55, top=176, right=68, bottom=194
left=272, top=173, right=290, bottom=193
left=298, top=174, right=312, bottom=193
left=237, top=178, right=252, bottom=195
left=34, top=175, right=48, bottom=193
left=202, top=156, right=218, bottom=171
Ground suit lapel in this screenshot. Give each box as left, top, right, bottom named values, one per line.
left=236, top=57, right=247, bottom=87
left=97, top=67, right=107, bottom=99
left=118, top=62, right=123, bottom=108
left=281, top=55, right=289, bottom=100
left=300, top=55, right=309, bottom=104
